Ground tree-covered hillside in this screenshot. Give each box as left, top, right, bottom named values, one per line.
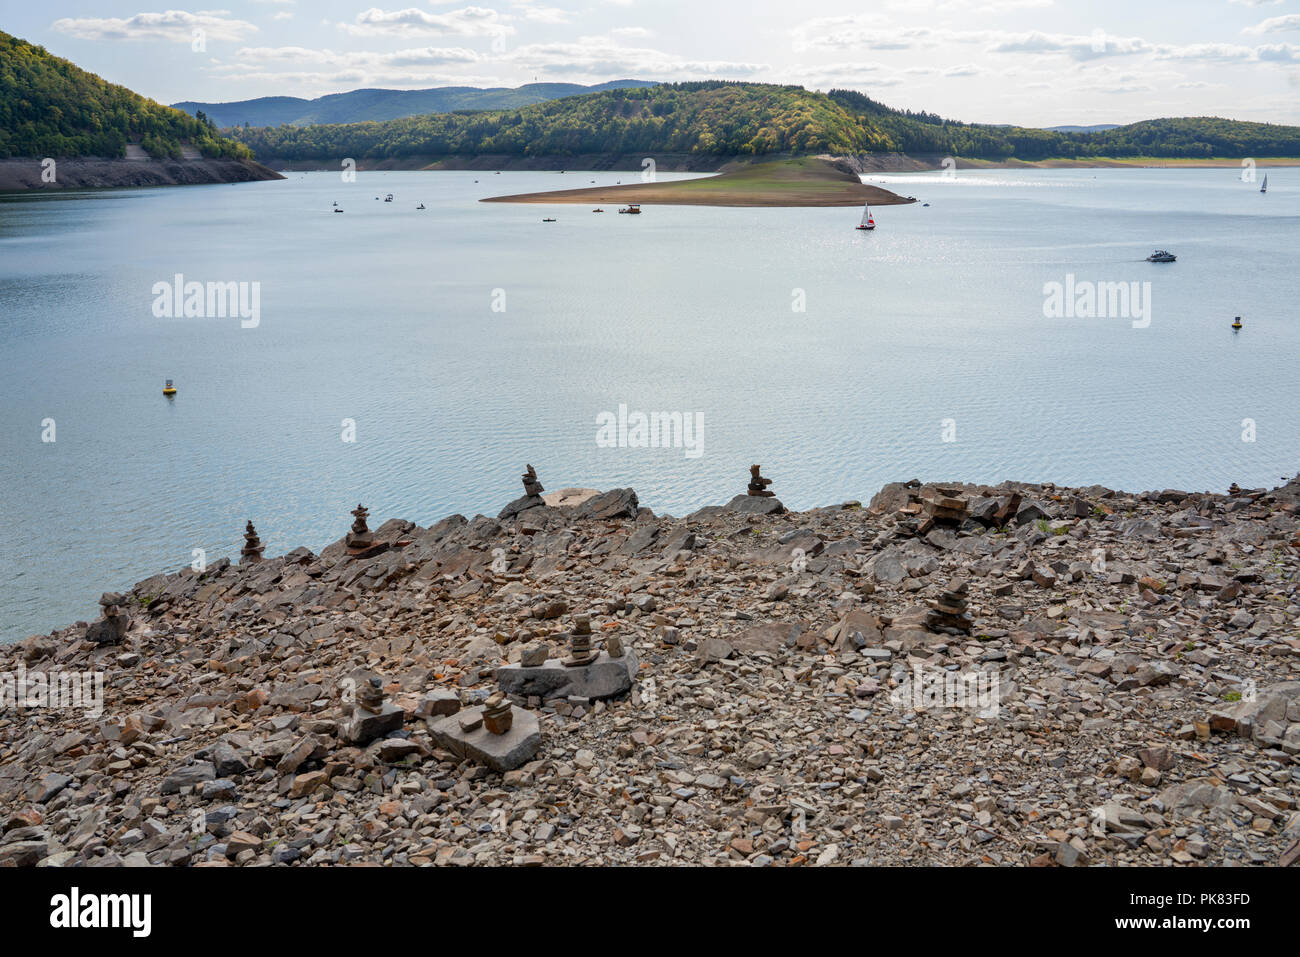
left=228, top=80, right=1300, bottom=163
left=0, top=30, right=252, bottom=160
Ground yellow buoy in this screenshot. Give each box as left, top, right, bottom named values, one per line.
left=1232, top=316, right=1242, bottom=330
left=163, top=379, right=177, bottom=396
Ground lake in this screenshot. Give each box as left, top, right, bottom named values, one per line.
left=1, top=165, right=1297, bottom=642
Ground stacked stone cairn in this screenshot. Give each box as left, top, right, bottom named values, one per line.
left=925, top=577, right=973, bottom=635
left=916, top=488, right=970, bottom=535
left=240, top=520, right=264, bottom=564
left=748, top=464, right=775, bottom=497
left=482, top=692, right=514, bottom=735
left=86, top=593, right=131, bottom=645
left=564, top=613, right=598, bottom=666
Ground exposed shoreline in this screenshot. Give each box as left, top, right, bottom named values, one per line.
left=0, top=157, right=285, bottom=192
left=2, top=472, right=1298, bottom=867
left=481, top=157, right=915, bottom=207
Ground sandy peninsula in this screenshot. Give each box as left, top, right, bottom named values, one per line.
left=481, top=157, right=915, bottom=207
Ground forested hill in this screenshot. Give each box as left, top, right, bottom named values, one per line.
left=0, top=30, right=251, bottom=160
left=227, top=81, right=1300, bottom=163
left=174, top=80, right=659, bottom=128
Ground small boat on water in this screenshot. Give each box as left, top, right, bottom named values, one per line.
left=542, top=217, right=556, bottom=222
left=618, top=204, right=641, bottom=214
left=1146, top=250, right=1176, bottom=262
left=1260, top=175, right=1268, bottom=194
left=163, top=379, right=176, bottom=397
left=592, top=208, right=604, bottom=213
left=855, top=201, right=875, bottom=230
left=417, top=204, right=425, bottom=209
left=1232, top=316, right=1243, bottom=330
left=384, top=193, right=393, bottom=202
left=334, top=208, right=343, bottom=213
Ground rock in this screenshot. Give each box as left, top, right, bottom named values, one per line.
left=520, top=644, right=550, bottom=667
left=498, top=495, right=545, bottom=520
left=160, top=763, right=215, bottom=795
left=495, top=650, right=638, bottom=701
left=725, top=494, right=785, bottom=515
left=573, top=489, right=639, bottom=521
left=277, top=735, right=324, bottom=775
left=340, top=703, right=404, bottom=745
left=28, top=772, right=73, bottom=804
left=289, top=771, right=328, bottom=799
left=211, top=741, right=250, bottom=777
left=428, top=705, right=542, bottom=773
left=416, top=690, right=461, bottom=717
left=696, top=638, right=734, bottom=662
left=830, top=609, right=884, bottom=652
left=732, top=622, right=801, bottom=655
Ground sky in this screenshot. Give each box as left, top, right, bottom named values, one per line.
left=7, top=1, right=1300, bottom=125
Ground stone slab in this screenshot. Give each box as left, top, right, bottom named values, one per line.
left=495, top=650, right=638, bottom=701
left=428, top=705, right=541, bottom=772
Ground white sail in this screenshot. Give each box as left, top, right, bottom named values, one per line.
left=859, top=202, right=872, bottom=226
left=1261, top=175, right=1268, bottom=193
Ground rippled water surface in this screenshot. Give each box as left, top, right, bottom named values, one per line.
left=1, top=166, right=1297, bottom=640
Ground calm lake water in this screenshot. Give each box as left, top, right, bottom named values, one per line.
left=1, top=165, right=1297, bottom=641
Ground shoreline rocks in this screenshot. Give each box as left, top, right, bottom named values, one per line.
left=2, top=472, right=1299, bottom=867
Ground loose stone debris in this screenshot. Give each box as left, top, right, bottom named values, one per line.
left=2, top=474, right=1299, bottom=866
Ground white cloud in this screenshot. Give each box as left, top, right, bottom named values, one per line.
left=1244, top=14, right=1300, bottom=35
left=502, top=37, right=765, bottom=78
left=51, top=9, right=258, bottom=43
left=511, top=0, right=572, bottom=23
left=339, top=6, right=515, bottom=38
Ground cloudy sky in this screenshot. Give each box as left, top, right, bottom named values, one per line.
left=10, top=1, right=1300, bottom=125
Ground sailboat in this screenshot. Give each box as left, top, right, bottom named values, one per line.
left=855, top=201, right=875, bottom=230
left=1260, top=175, right=1268, bottom=194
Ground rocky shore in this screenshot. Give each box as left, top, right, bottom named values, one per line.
left=2, top=472, right=1299, bottom=868
left=0, top=157, right=284, bottom=191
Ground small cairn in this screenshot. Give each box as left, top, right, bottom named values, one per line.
left=240, top=520, right=264, bottom=564
left=344, top=503, right=391, bottom=559
left=917, top=488, right=970, bottom=535
left=926, top=578, right=973, bottom=635
left=522, top=464, right=544, bottom=498
left=748, top=464, right=775, bottom=497
left=1228, top=482, right=1242, bottom=496
left=499, top=464, right=548, bottom=520
left=356, top=676, right=385, bottom=714
left=341, top=674, right=404, bottom=744
left=86, top=592, right=131, bottom=645
left=563, top=613, right=598, bottom=667
left=482, top=692, right=514, bottom=735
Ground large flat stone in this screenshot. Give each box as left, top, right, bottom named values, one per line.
left=725, top=494, right=785, bottom=515
left=340, top=702, right=404, bottom=745
left=495, top=650, right=637, bottom=701
left=428, top=705, right=541, bottom=772
left=498, top=494, right=545, bottom=520
left=573, top=488, right=639, bottom=521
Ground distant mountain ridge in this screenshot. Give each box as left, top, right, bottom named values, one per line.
left=1045, top=124, right=1121, bottom=133
left=228, top=81, right=1300, bottom=165
left=174, top=80, right=660, bottom=127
